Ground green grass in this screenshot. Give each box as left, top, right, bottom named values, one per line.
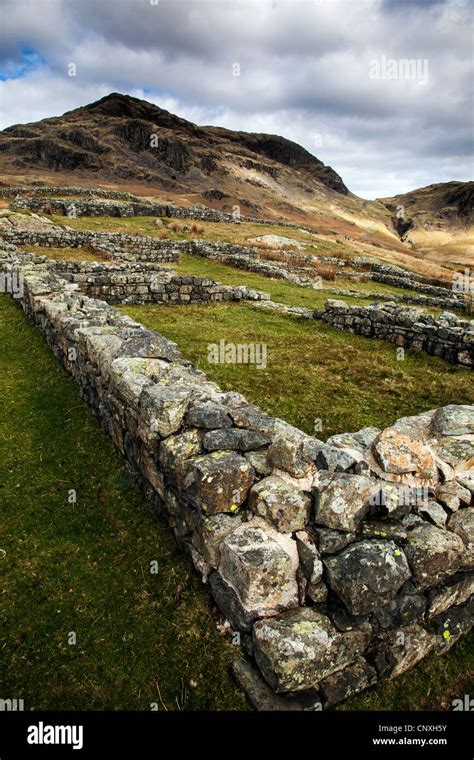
left=174, top=255, right=375, bottom=309
left=20, top=245, right=99, bottom=262
left=0, top=294, right=248, bottom=711
left=120, top=300, right=473, bottom=437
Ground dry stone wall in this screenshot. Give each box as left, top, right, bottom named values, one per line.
left=315, top=299, right=473, bottom=368
left=1, top=245, right=472, bottom=710
left=11, top=194, right=297, bottom=227
left=1, top=228, right=180, bottom=263
left=54, top=260, right=269, bottom=305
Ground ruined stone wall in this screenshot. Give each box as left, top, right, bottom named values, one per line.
left=0, top=185, right=140, bottom=200
left=315, top=299, right=473, bottom=368
left=1, top=246, right=472, bottom=709
left=1, top=229, right=180, bottom=263
left=53, top=260, right=269, bottom=306
left=11, top=195, right=296, bottom=227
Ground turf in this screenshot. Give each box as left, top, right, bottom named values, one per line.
left=0, top=293, right=248, bottom=711
left=120, top=300, right=473, bottom=438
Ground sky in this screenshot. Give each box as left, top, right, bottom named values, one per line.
left=0, top=0, right=472, bottom=198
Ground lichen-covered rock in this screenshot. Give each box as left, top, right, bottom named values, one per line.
left=417, top=500, right=448, bottom=528
left=314, top=472, right=375, bottom=532
left=178, top=451, right=255, bottom=514
left=185, top=400, right=232, bottom=429
left=192, top=512, right=243, bottom=567
left=218, top=519, right=298, bottom=616
left=315, top=444, right=359, bottom=472
left=432, top=437, right=474, bottom=472
left=448, top=508, right=474, bottom=568
left=249, top=476, right=311, bottom=533
left=267, top=422, right=320, bottom=477
left=435, top=481, right=471, bottom=512
left=252, top=607, right=370, bottom=692
left=295, top=531, right=323, bottom=584
left=324, top=540, right=411, bottom=615
left=429, top=598, right=474, bottom=649
left=432, top=405, right=474, bottom=436
left=373, top=428, right=436, bottom=481
left=203, top=428, right=271, bottom=452
left=358, top=520, right=408, bottom=543
left=404, top=524, right=465, bottom=588
left=374, top=624, right=437, bottom=678
left=108, top=356, right=168, bottom=409
left=244, top=450, right=272, bottom=476
left=138, top=382, right=192, bottom=445
left=373, top=593, right=426, bottom=630
left=314, top=527, right=356, bottom=555
left=427, top=574, right=474, bottom=618
left=159, top=428, right=202, bottom=475
left=319, top=656, right=377, bottom=706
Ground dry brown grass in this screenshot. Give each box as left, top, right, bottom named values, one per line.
left=190, top=221, right=204, bottom=235
left=255, top=249, right=337, bottom=280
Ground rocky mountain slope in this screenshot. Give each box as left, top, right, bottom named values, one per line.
left=0, top=93, right=471, bottom=270
left=379, top=182, right=474, bottom=268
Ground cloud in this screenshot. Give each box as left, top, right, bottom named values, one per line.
left=0, top=0, right=471, bottom=198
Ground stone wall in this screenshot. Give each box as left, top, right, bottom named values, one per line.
left=11, top=194, right=297, bottom=227
left=1, top=245, right=472, bottom=710
left=1, top=228, right=180, bottom=263
left=315, top=299, right=473, bottom=368
left=0, top=185, right=140, bottom=200
left=53, top=260, right=269, bottom=306
left=4, top=226, right=467, bottom=311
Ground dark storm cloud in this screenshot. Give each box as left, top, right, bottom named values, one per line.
left=0, top=0, right=472, bottom=197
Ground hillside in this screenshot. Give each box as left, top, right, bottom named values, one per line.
left=0, top=93, right=472, bottom=273
left=379, top=182, right=474, bottom=268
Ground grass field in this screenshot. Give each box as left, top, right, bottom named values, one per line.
left=120, top=300, right=473, bottom=437
left=0, top=294, right=247, bottom=711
